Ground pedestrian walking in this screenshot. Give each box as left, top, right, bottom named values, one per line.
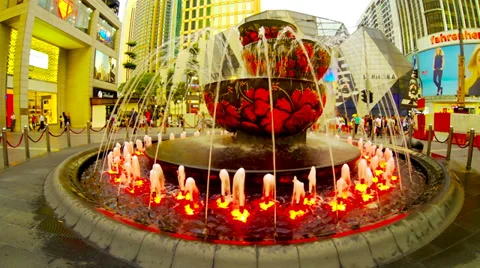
left=10, top=112, right=16, bottom=132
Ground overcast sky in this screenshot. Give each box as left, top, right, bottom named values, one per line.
left=119, top=0, right=372, bottom=33
left=261, top=0, right=372, bottom=33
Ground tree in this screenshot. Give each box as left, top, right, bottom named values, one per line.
left=123, top=41, right=137, bottom=80
left=118, top=72, right=160, bottom=98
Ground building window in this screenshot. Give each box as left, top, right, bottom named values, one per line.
left=186, top=0, right=190, bottom=8
left=200, top=0, right=204, bottom=5
left=193, top=0, right=197, bottom=6
left=192, top=9, right=196, bottom=18
left=28, top=91, right=58, bottom=125
left=185, top=11, right=189, bottom=20
left=200, top=8, right=204, bottom=16
left=184, top=22, right=189, bottom=31
left=207, top=7, right=211, bottom=16
left=199, top=20, right=203, bottom=28
left=191, top=21, right=196, bottom=29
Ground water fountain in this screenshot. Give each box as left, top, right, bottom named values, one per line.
left=45, top=16, right=463, bottom=267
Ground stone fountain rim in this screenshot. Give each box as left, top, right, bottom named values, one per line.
left=44, top=144, right=464, bottom=267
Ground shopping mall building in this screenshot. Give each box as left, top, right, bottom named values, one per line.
left=0, top=0, right=121, bottom=130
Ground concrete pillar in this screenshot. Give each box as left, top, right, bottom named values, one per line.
left=57, top=48, right=67, bottom=120
left=13, top=13, right=34, bottom=132
left=65, top=48, right=92, bottom=127
left=0, top=24, right=10, bottom=128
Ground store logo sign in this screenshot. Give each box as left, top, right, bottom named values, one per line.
left=57, top=0, right=74, bottom=19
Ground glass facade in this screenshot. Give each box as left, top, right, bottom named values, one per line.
left=37, top=0, right=93, bottom=33
left=7, top=29, right=60, bottom=83
left=181, top=0, right=261, bottom=43
left=28, top=91, right=58, bottom=125
left=397, top=0, right=480, bottom=54
left=97, top=16, right=117, bottom=49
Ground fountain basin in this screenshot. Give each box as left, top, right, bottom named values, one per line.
left=203, top=78, right=326, bottom=135
left=44, top=144, right=463, bottom=267
left=145, top=134, right=360, bottom=190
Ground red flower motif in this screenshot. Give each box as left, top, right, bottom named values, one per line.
left=259, top=88, right=323, bottom=134
left=241, top=87, right=270, bottom=122
left=215, top=100, right=241, bottom=129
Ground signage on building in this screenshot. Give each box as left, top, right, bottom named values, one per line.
left=417, top=28, right=480, bottom=51
left=29, top=49, right=49, bottom=69
left=94, top=88, right=117, bottom=99
left=56, top=0, right=76, bottom=19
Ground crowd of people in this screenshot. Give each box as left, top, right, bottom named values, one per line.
left=330, top=113, right=414, bottom=138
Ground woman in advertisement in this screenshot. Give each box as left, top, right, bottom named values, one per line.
left=433, top=47, right=444, bottom=95
left=466, top=45, right=480, bottom=96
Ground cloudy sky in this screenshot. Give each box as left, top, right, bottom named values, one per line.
left=261, top=0, right=372, bottom=33
left=119, top=0, right=372, bottom=34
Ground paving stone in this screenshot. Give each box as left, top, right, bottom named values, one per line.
left=109, top=225, right=148, bottom=262
left=0, top=209, right=39, bottom=229
left=257, top=245, right=299, bottom=268
left=171, top=240, right=216, bottom=268
left=420, top=242, right=480, bottom=267
left=333, top=235, right=376, bottom=268
left=0, top=244, right=49, bottom=267
left=0, top=223, right=51, bottom=251
left=214, top=244, right=256, bottom=268
left=136, top=233, right=179, bottom=268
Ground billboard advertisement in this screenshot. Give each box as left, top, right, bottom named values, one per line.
left=418, top=43, right=480, bottom=96
left=94, top=50, right=116, bottom=83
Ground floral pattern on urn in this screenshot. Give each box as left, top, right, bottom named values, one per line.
left=203, top=78, right=326, bottom=136
left=238, top=19, right=297, bottom=46
left=242, top=38, right=332, bottom=81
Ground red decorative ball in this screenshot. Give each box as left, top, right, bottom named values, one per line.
left=203, top=78, right=327, bottom=136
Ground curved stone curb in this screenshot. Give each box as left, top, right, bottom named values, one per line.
left=44, top=147, right=464, bottom=268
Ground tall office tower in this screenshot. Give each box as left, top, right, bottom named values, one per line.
left=130, top=0, right=182, bottom=73
left=181, top=0, right=261, bottom=45
left=397, top=0, right=480, bottom=55
left=358, top=0, right=404, bottom=53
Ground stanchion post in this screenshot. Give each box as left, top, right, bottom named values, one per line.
left=446, top=126, right=453, bottom=161
left=2, top=128, right=9, bottom=167
left=426, top=124, right=433, bottom=156
left=86, top=121, right=91, bottom=144
left=45, top=124, right=51, bottom=152
left=466, top=128, right=475, bottom=170
left=23, top=125, right=30, bottom=159
left=408, top=123, right=413, bottom=148
left=67, top=123, right=71, bottom=148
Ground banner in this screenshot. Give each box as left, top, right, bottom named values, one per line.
left=418, top=43, right=480, bottom=96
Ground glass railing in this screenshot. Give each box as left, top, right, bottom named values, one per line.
left=37, top=0, right=93, bottom=34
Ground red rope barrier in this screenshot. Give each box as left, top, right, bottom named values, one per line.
left=70, top=127, right=86, bottom=134
left=433, top=132, right=449, bottom=143
left=28, top=130, right=46, bottom=143
left=49, top=130, right=66, bottom=138
left=453, top=134, right=470, bottom=149
left=6, top=135, right=24, bottom=148
left=90, top=125, right=106, bottom=132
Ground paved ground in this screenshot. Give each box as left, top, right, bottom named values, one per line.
left=0, top=128, right=478, bottom=267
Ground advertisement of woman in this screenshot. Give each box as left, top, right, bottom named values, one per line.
left=466, top=45, right=480, bottom=96
left=433, top=48, right=444, bottom=95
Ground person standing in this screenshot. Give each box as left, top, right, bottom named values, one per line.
left=31, top=114, right=36, bottom=130
left=130, top=108, right=137, bottom=134
left=10, top=112, right=16, bottom=132
left=38, top=113, right=45, bottom=131
left=354, top=114, right=360, bottom=135
left=62, top=112, right=68, bottom=130
left=59, top=116, right=63, bottom=128
left=433, top=47, right=444, bottom=95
